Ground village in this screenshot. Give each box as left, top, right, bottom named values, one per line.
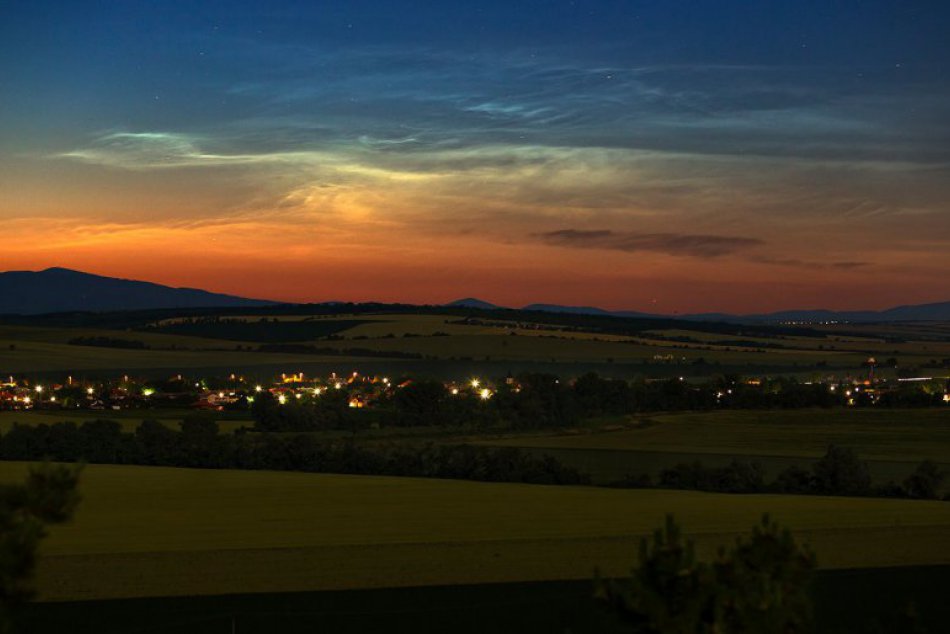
left=1, top=367, right=947, bottom=413
left=0, top=370, right=509, bottom=413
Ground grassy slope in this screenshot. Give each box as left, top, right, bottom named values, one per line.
left=4, top=462, right=947, bottom=601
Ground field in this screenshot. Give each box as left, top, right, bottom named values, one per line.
left=5, top=462, right=948, bottom=603
left=0, top=409, right=251, bottom=434
left=3, top=310, right=950, bottom=629
left=27, top=569, right=950, bottom=634
left=3, top=313, right=950, bottom=377
left=477, top=408, right=950, bottom=484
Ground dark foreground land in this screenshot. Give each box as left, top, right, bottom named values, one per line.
left=27, top=566, right=950, bottom=634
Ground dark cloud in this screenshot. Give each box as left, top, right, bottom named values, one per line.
left=750, top=256, right=871, bottom=270
left=830, top=261, right=869, bottom=270
left=535, top=229, right=763, bottom=258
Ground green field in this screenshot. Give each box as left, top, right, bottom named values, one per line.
left=477, top=408, right=950, bottom=484
left=0, top=409, right=250, bottom=434
left=481, top=409, right=950, bottom=462
left=5, top=462, right=948, bottom=602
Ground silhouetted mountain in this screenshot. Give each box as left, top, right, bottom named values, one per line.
left=522, top=303, right=614, bottom=317
left=514, top=301, right=950, bottom=323
left=874, top=301, right=950, bottom=321
left=685, top=302, right=950, bottom=323
left=523, top=304, right=658, bottom=319
left=0, top=268, right=275, bottom=315
left=445, top=298, right=501, bottom=310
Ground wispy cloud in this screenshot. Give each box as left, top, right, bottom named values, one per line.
left=58, top=132, right=332, bottom=169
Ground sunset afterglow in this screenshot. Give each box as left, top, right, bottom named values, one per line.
left=2, top=2, right=948, bottom=312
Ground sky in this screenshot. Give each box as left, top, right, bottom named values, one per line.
left=1, top=0, right=948, bottom=313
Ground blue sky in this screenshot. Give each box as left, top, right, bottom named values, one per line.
left=1, top=1, right=948, bottom=310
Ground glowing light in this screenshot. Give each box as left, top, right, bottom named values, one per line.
left=35, top=385, right=44, bottom=394
left=87, top=387, right=95, bottom=395
left=451, top=387, right=459, bottom=395
left=470, top=378, right=480, bottom=389
left=480, top=388, right=491, bottom=400
left=278, top=394, right=287, bottom=405
left=50, top=396, right=57, bottom=402
left=334, top=382, right=342, bottom=389
left=295, top=393, right=302, bottom=399
left=142, top=388, right=155, bottom=397
left=255, top=385, right=263, bottom=393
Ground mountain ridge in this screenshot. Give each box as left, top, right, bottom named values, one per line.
left=448, top=297, right=950, bottom=323
left=2, top=269, right=947, bottom=322
left=0, top=267, right=275, bottom=315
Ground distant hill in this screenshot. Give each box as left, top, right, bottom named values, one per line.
left=510, top=301, right=950, bottom=323
left=0, top=268, right=275, bottom=315
left=445, top=298, right=501, bottom=310
left=523, top=303, right=658, bottom=319
left=685, top=301, right=950, bottom=323
left=5, top=267, right=946, bottom=322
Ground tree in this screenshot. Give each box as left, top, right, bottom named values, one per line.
left=811, top=445, right=871, bottom=496
left=0, top=464, right=81, bottom=632
left=713, top=515, right=816, bottom=633
left=597, top=514, right=815, bottom=633
left=179, top=416, right=223, bottom=467
left=135, top=419, right=178, bottom=465
left=902, top=461, right=945, bottom=500
left=597, top=515, right=713, bottom=634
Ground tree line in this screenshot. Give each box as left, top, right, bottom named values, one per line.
left=610, top=445, right=946, bottom=500
left=1, top=420, right=944, bottom=501
left=0, top=419, right=587, bottom=486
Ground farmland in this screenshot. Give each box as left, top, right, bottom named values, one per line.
left=481, top=408, right=950, bottom=462
left=0, top=409, right=251, bottom=434
left=5, top=462, right=948, bottom=603
left=477, top=408, right=950, bottom=484
left=2, top=309, right=949, bottom=631
left=3, top=311, right=950, bottom=377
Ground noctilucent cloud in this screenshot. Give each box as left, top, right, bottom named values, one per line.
left=1, top=1, right=948, bottom=312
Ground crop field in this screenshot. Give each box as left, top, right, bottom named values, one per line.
left=5, top=314, right=950, bottom=377
left=4, top=462, right=948, bottom=602
left=0, top=339, right=333, bottom=373
left=477, top=408, right=950, bottom=484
